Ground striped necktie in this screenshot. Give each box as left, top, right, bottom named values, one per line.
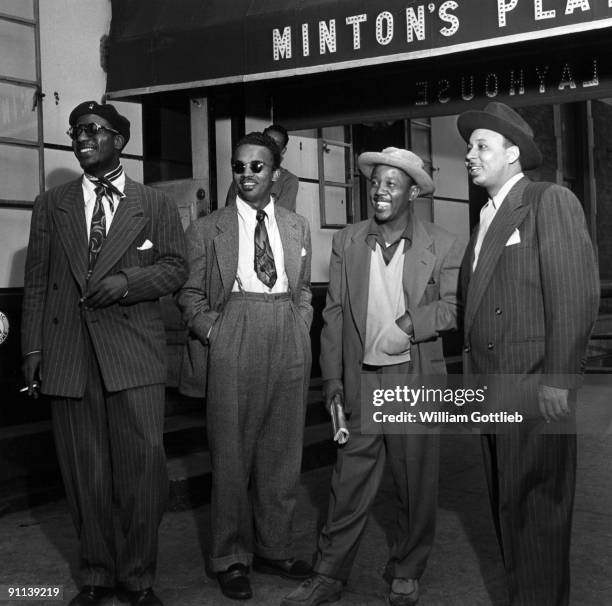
left=86, top=165, right=125, bottom=279
left=254, top=209, right=277, bottom=288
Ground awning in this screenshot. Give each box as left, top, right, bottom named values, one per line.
left=106, top=0, right=612, bottom=99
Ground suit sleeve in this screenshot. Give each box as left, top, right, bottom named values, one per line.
left=319, top=229, right=346, bottom=381
left=279, top=172, right=299, bottom=212
left=410, top=234, right=466, bottom=343
left=176, top=219, right=220, bottom=343
left=297, top=217, right=313, bottom=328
left=121, top=192, right=188, bottom=303
left=537, top=186, right=599, bottom=388
left=21, top=193, right=51, bottom=357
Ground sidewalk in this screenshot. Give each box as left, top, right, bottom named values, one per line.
left=3, top=372, right=612, bottom=606
left=2, top=424, right=611, bottom=606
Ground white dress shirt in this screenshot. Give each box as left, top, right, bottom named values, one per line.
left=472, top=172, right=524, bottom=271
left=233, top=197, right=289, bottom=293
left=82, top=170, right=126, bottom=238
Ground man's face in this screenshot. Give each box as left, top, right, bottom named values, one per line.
left=232, top=144, right=278, bottom=208
left=369, top=165, right=418, bottom=224
left=465, top=128, right=519, bottom=195
left=265, top=129, right=286, bottom=156
left=72, top=113, right=122, bottom=176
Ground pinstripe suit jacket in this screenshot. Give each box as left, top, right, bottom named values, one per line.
left=320, top=216, right=465, bottom=414
left=21, top=176, right=188, bottom=398
left=177, top=204, right=313, bottom=397
left=461, top=177, right=599, bottom=414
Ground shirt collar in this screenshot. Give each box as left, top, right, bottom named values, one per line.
left=491, top=172, right=524, bottom=209
left=236, top=196, right=276, bottom=226
left=365, top=216, right=413, bottom=252
left=82, top=165, right=126, bottom=199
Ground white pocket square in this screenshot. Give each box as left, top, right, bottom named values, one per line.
left=137, top=239, right=153, bottom=251
left=301, top=247, right=307, bottom=257
left=505, top=229, right=521, bottom=246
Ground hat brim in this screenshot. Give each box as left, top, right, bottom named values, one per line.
left=358, top=152, right=434, bottom=195
left=457, top=111, right=542, bottom=170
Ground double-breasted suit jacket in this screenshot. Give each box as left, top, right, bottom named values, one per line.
left=22, top=176, right=188, bottom=396
left=320, top=216, right=466, bottom=413
left=461, top=177, right=599, bottom=415
left=178, top=204, right=313, bottom=397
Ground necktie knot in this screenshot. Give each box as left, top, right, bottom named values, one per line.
left=256, top=209, right=267, bottom=223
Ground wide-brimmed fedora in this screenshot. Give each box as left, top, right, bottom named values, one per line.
left=457, top=102, right=542, bottom=170
left=358, top=147, right=434, bottom=195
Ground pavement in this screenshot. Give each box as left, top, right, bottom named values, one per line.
left=1, top=378, right=612, bottom=606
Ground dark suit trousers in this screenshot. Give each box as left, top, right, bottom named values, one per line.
left=206, top=292, right=311, bottom=572
left=51, top=330, right=168, bottom=590
left=481, top=416, right=577, bottom=606
left=315, top=362, right=440, bottom=582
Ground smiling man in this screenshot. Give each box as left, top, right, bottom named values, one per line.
left=21, top=101, right=188, bottom=606
left=282, top=148, right=465, bottom=606
left=458, top=102, right=599, bottom=605
left=177, top=132, right=313, bottom=601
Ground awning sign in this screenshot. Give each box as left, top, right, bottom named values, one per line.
left=106, top=0, right=612, bottom=97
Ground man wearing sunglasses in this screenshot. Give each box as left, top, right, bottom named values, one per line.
left=225, top=124, right=300, bottom=212
left=178, top=132, right=313, bottom=601
left=21, top=101, right=188, bottom=606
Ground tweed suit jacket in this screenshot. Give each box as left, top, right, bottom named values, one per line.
left=21, top=176, right=188, bottom=398
left=177, top=204, right=313, bottom=397
left=320, top=216, right=465, bottom=414
left=461, top=177, right=599, bottom=413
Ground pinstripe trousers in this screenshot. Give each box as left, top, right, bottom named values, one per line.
left=206, top=292, right=311, bottom=572
left=51, top=329, right=168, bottom=591
left=481, top=414, right=577, bottom=606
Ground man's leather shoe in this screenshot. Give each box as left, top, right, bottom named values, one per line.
left=68, top=586, right=114, bottom=606
left=119, top=587, right=163, bottom=606
left=280, top=574, right=342, bottom=606
left=217, top=563, right=252, bottom=600
left=388, top=578, right=419, bottom=606
left=253, top=555, right=312, bottom=580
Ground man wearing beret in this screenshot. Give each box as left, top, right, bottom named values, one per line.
left=21, top=101, right=188, bottom=606
left=457, top=102, right=599, bottom=605
left=283, top=148, right=465, bottom=606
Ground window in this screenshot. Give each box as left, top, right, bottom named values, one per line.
left=317, top=126, right=354, bottom=228
left=0, top=0, right=43, bottom=207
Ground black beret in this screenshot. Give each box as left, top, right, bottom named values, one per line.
left=69, top=100, right=131, bottom=146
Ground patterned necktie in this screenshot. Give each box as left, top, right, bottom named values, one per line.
left=87, top=185, right=106, bottom=279
left=254, top=209, right=277, bottom=288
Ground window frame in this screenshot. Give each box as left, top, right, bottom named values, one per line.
left=0, top=0, right=44, bottom=208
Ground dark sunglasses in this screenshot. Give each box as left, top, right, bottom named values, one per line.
left=67, top=122, right=120, bottom=140
left=231, top=160, right=269, bottom=174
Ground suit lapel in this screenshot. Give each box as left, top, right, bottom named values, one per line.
left=213, top=208, right=239, bottom=295
left=345, top=223, right=372, bottom=345
left=403, top=218, right=435, bottom=308
left=465, top=177, right=531, bottom=334
left=90, top=177, right=148, bottom=283
left=54, top=179, right=89, bottom=294
left=277, top=209, right=300, bottom=293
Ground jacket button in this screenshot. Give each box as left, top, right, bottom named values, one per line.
left=123, top=313, right=129, bottom=320
left=495, top=307, right=502, bottom=315
left=52, top=283, right=58, bottom=290
left=463, top=345, right=471, bottom=353
left=53, top=318, right=58, bottom=324
left=487, top=342, right=494, bottom=350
